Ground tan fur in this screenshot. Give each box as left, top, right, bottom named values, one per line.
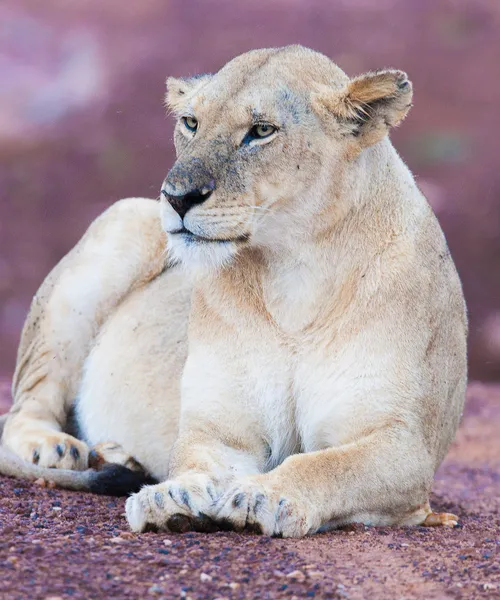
left=1, top=198, right=167, bottom=472
left=0, top=46, right=466, bottom=536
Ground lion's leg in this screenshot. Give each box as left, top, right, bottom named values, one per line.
left=399, top=502, right=458, bottom=528
left=125, top=420, right=268, bottom=533
left=214, top=426, right=437, bottom=537
left=2, top=198, right=166, bottom=470
left=88, top=442, right=147, bottom=473
left=75, top=266, right=190, bottom=481
left=124, top=311, right=273, bottom=533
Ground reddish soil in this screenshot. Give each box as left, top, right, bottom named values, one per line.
left=0, top=382, right=499, bottom=599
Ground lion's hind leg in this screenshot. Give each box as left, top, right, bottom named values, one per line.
left=398, top=501, right=458, bottom=528
left=423, top=512, right=458, bottom=527
left=1, top=198, right=166, bottom=479
left=88, top=441, right=147, bottom=473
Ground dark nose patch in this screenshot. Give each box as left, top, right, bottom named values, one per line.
left=162, top=184, right=214, bottom=219
left=163, top=157, right=217, bottom=218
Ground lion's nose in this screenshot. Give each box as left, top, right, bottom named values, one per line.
left=161, top=181, right=215, bottom=219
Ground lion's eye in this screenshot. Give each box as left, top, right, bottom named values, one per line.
left=182, top=116, right=198, bottom=132
left=242, top=122, right=278, bottom=145
left=250, top=123, right=276, bottom=139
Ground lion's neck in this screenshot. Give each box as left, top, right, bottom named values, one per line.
left=206, top=140, right=421, bottom=334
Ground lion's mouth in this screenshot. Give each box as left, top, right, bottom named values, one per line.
left=171, top=227, right=248, bottom=245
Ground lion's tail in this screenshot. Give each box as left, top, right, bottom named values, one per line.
left=0, top=415, right=156, bottom=496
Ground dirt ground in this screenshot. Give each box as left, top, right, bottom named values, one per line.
left=0, top=381, right=499, bottom=599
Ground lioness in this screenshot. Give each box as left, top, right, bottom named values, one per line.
left=0, top=46, right=467, bottom=536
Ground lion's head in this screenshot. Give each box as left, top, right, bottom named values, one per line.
left=160, top=45, right=412, bottom=269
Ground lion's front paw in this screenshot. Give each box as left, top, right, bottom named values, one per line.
left=215, top=477, right=314, bottom=538
left=126, top=474, right=220, bottom=533
left=6, top=430, right=89, bottom=471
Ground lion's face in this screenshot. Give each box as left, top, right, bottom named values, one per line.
left=160, top=46, right=412, bottom=269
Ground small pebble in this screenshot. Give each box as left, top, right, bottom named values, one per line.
left=286, top=570, right=306, bottom=582
left=200, top=573, right=212, bottom=582
left=148, top=584, right=165, bottom=595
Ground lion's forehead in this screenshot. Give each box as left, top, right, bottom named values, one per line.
left=188, top=45, right=348, bottom=127
left=192, top=85, right=311, bottom=129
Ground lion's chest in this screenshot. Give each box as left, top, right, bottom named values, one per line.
left=241, top=324, right=370, bottom=466
left=239, top=333, right=300, bottom=469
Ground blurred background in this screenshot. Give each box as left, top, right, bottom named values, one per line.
left=0, top=0, right=499, bottom=383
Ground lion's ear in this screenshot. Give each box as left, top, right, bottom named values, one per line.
left=165, top=74, right=213, bottom=114
left=317, top=69, right=413, bottom=147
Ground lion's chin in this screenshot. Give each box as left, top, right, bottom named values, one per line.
left=166, top=231, right=241, bottom=272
